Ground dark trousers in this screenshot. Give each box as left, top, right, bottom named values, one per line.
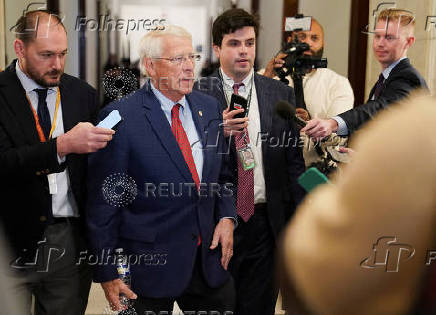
left=7, top=219, right=92, bottom=315
left=230, top=203, right=278, bottom=315
left=133, top=251, right=235, bottom=315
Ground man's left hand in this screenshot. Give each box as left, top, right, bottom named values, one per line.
left=210, top=218, right=234, bottom=270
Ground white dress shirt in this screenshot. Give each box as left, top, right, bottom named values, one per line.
left=15, top=61, right=78, bottom=217
left=220, top=68, right=267, bottom=204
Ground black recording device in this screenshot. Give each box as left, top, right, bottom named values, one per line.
left=276, top=14, right=328, bottom=110
left=230, top=94, right=248, bottom=119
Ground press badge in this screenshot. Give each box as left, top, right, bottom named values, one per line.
left=238, top=145, right=255, bottom=170
left=47, top=174, right=58, bottom=194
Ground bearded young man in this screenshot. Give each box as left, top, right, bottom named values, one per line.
left=0, top=10, right=114, bottom=315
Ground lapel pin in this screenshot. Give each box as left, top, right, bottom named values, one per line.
left=199, top=111, right=203, bottom=117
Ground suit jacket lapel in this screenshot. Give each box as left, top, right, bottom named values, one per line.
left=367, top=58, right=410, bottom=102
left=141, top=86, right=194, bottom=183
left=209, top=70, right=228, bottom=110
left=0, top=62, right=39, bottom=144
left=59, top=77, right=78, bottom=133
left=367, top=82, right=377, bottom=102
left=186, top=93, right=209, bottom=183
left=254, top=74, right=272, bottom=163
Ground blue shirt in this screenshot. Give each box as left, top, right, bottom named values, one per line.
left=333, top=57, right=406, bottom=135
left=150, top=83, right=203, bottom=181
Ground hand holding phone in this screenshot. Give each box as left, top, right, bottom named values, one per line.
left=229, top=94, right=248, bottom=119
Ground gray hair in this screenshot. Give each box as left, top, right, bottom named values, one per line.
left=138, top=25, right=192, bottom=76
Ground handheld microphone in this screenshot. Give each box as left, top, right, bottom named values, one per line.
left=275, top=100, right=307, bottom=128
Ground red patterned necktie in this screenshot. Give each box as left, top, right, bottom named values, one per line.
left=171, top=104, right=201, bottom=245
left=233, top=83, right=255, bottom=222
left=171, top=104, right=200, bottom=189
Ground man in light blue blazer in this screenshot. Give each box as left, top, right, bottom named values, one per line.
left=87, top=25, right=236, bottom=314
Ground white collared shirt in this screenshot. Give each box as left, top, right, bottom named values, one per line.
left=150, top=82, right=203, bottom=181
left=15, top=61, right=78, bottom=217
left=220, top=68, right=266, bottom=204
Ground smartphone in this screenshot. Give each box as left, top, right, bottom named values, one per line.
left=97, top=110, right=123, bottom=130
left=230, top=94, right=248, bottom=119
left=298, top=167, right=330, bottom=192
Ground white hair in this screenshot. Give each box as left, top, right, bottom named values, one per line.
left=138, top=25, right=192, bottom=76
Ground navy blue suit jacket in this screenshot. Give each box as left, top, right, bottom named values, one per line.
left=87, top=83, right=235, bottom=298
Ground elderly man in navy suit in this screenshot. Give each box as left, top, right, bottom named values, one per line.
left=87, top=25, right=236, bottom=314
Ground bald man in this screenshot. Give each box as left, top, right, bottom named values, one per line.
left=0, top=10, right=113, bottom=314
left=261, top=18, right=354, bottom=167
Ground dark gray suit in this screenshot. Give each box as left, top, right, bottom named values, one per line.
left=195, top=70, right=306, bottom=315
left=339, top=58, right=428, bottom=134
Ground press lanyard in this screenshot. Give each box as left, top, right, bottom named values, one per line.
left=26, top=88, right=61, bottom=142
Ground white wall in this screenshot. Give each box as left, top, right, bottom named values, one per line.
left=59, top=0, right=79, bottom=77
left=85, top=0, right=98, bottom=88
left=4, top=0, right=42, bottom=65
left=256, top=0, right=283, bottom=70
left=299, top=0, right=352, bottom=77
left=1, top=0, right=5, bottom=69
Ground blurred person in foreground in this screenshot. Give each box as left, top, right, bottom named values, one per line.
left=280, top=93, right=436, bottom=315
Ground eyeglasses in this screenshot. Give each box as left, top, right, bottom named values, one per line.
left=154, top=54, right=201, bottom=65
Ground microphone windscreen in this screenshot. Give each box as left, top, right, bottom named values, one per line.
left=275, top=100, right=295, bottom=120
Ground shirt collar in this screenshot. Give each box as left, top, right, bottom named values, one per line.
left=220, top=68, right=254, bottom=92
left=15, top=60, right=57, bottom=94
left=150, top=81, right=187, bottom=110
left=382, top=57, right=406, bottom=80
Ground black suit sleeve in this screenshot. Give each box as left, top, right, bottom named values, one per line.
left=339, top=69, right=426, bottom=134
left=0, top=121, right=63, bottom=178
left=285, top=88, right=306, bottom=206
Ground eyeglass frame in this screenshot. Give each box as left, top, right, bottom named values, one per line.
left=153, top=54, right=201, bottom=65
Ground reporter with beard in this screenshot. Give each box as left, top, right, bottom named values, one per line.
left=0, top=10, right=114, bottom=314
left=260, top=18, right=354, bottom=167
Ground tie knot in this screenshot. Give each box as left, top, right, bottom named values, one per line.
left=171, top=103, right=181, bottom=118
left=378, top=73, right=385, bottom=83
left=233, top=83, right=244, bottom=95
left=34, top=88, right=48, bottom=100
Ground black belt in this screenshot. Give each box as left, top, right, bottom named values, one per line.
left=52, top=217, right=80, bottom=225
left=254, top=203, right=267, bottom=212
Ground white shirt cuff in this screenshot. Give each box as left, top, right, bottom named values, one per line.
left=332, top=116, right=349, bottom=136
left=220, top=216, right=238, bottom=229
left=57, top=154, right=66, bottom=164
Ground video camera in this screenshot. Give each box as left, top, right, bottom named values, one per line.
left=276, top=15, right=327, bottom=85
